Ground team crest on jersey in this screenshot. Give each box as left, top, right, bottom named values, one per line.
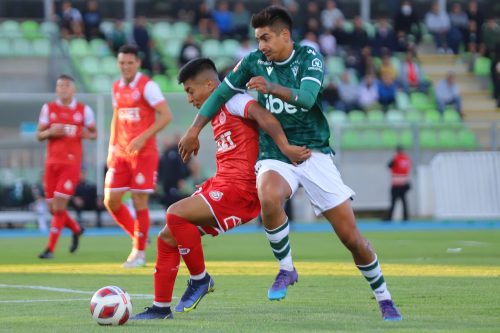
left=132, top=90, right=141, bottom=101
left=50, top=113, right=57, bottom=120
left=135, top=172, right=145, bottom=185
left=219, top=111, right=226, bottom=124
left=63, top=180, right=73, bottom=191
left=292, top=66, right=299, bottom=78
left=312, top=58, right=322, bottom=68
left=73, top=112, right=82, bottom=122
left=209, top=190, right=223, bottom=201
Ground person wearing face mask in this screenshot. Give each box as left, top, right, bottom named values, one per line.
left=394, top=0, right=421, bottom=44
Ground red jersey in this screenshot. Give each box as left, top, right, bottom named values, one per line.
left=390, top=152, right=411, bottom=185
left=111, top=73, right=165, bottom=156
left=211, top=93, right=259, bottom=190
left=38, top=99, right=95, bottom=165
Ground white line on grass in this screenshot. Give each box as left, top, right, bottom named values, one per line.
left=0, top=284, right=154, bottom=298
left=0, top=298, right=91, bottom=303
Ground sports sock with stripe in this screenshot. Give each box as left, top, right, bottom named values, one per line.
left=357, top=255, right=392, bottom=301
left=265, top=218, right=294, bottom=271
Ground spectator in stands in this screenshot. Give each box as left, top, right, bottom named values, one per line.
left=336, top=71, right=360, bottom=112
left=133, top=16, right=153, bottom=73
left=466, top=0, right=484, bottom=38
left=232, top=1, right=250, bottom=39
left=465, top=20, right=480, bottom=65
left=358, top=74, right=380, bottom=111
left=332, top=18, right=350, bottom=52
left=379, top=53, right=398, bottom=82
left=350, top=16, right=370, bottom=54
left=395, top=30, right=410, bottom=53
left=304, top=1, right=321, bottom=36
left=195, top=2, right=218, bottom=40
left=384, top=145, right=411, bottom=222
left=480, top=18, right=500, bottom=59
left=60, top=0, right=84, bottom=39
left=212, top=1, right=234, bottom=39
left=425, top=2, right=452, bottom=53
left=399, top=51, right=429, bottom=93
left=448, top=2, right=468, bottom=54
left=494, top=45, right=500, bottom=108
left=286, top=1, right=305, bottom=39
left=322, top=79, right=339, bottom=111
left=394, top=0, right=420, bottom=43
left=70, top=168, right=103, bottom=227
left=372, top=18, right=396, bottom=56
left=178, top=34, right=202, bottom=67
left=321, top=0, right=344, bottom=32
left=300, top=31, right=320, bottom=53
left=108, top=20, right=127, bottom=55
left=377, top=72, right=397, bottom=112
left=318, top=29, right=336, bottom=57
left=158, top=135, right=191, bottom=209
left=436, top=71, right=462, bottom=117
left=83, top=0, right=103, bottom=41
left=235, top=37, right=253, bottom=61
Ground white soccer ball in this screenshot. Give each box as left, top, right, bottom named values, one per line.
left=90, top=286, right=133, bottom=325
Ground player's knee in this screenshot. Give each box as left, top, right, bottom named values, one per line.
left=103, top=196, right=120, bottom=212
left=158, top=227, right=176, bottom=247
left=258, top=189, right=284, bottom=214
left=341, top=233, right=369, bottom=254
left=131, top=193, right=148, bottom=210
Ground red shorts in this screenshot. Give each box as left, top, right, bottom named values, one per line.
left=105, top=153, right=159, bottom=192
left=44, top=163, right=81, bottom=200
left=194, top=177, right=261, bottom=236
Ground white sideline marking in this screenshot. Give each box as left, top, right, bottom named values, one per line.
left=0, top=284, right=156, bottom=300
left=0, top=298, right=90, bottom=303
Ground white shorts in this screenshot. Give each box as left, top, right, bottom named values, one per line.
left=256, top=152, right=355, bottom=216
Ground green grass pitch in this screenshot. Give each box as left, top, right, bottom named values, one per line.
left=0, top=229, right=499, bottom=332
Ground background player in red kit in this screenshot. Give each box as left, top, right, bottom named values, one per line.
left=37, top=74, right=96, bottom=259
left=104, top=45, right=173, bottom=268
left=132, top=58, right=310, bottom=319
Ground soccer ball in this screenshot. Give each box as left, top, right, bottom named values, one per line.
left=90, top=286, right=133, bottom=325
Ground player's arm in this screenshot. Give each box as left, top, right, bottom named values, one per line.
left=82, top=105, right=97, bottom=140
left=246, top=102, right=311, bottom=165
left=36, top=104, right=64, bottom=141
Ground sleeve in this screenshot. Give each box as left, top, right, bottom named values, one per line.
left=224, top=54, right=253, bottom=91
left=198, top=80, right=238, bottom=118
left=144, top=81, right=166, bottom=108
left=84, top=105, right=96, bottom=127
left=299, top=48, right=325, bottom=88
left=38, top=104, right=49, bottom=126
left=224, top=93, right=256, bottom=118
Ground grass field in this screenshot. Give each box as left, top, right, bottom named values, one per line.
left=0, top=227, right=499, bottom=332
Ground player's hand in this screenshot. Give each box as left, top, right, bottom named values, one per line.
left=178, top=128, right=200, bottom=163
left=282, top=145, right=311, bottom=166
left=246, top=76, right=273, bottom=94
left=126, top=136, right=146, bottom=156
left=48, top=123, right=65, bottom=138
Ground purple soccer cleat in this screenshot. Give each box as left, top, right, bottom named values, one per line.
left=379, top=299, right=403, bottom=321
left=267, top=267, right=298, bottom=301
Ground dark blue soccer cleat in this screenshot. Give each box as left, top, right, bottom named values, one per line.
left=267, top=267, right=298, bottom=301
left=175, top=274, right=215, bottom=313
left=69, top=227, right=85, bottom=253
left=131, top=306, right=173, bottom=320
left=379, top=300, right=403, bottom=321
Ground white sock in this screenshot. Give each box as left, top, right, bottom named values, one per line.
left=357, top=255, right=392, bottom=302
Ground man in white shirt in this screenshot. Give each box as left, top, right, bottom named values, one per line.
left=436, top=72, right=462, bottom=117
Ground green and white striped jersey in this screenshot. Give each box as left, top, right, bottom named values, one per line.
left=225, top=43, right=332, bottom=163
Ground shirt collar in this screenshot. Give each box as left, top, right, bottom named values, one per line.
left=274, top=46, right=296, bottom=66
left=119, top=72, right=142, bottom=88
left=56, top=98, right=77, bottom=108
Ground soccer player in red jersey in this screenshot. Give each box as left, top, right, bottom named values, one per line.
left=37, top=74, right=96, bottom=259
left=132, top=58, right=310, bottom=319
left=104, top=45, right=173, bottom=268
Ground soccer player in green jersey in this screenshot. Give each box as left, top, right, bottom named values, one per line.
left=178, top=6, right=402, bottom=321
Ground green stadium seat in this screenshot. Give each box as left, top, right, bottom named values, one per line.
left=405, top=110, right=422, bottom=123
left=1, top=20, right=21, bottom=37
left=419, top=129, right=438, bottom=149
left=348, top=110, right=365, bottom=123
left=395, top=91, right=411, bottom=110
left=363, top=21, right=376, bottom=38
left=81, top=56, right=101, bottom=76
left=390, top=56, right=401, bottom=73
left=457, top=129, right=477, bottom=148
left=423, top=110, right=441, bottom=125
left=0, top=38, right=11, bottom=56
left=40, top=21, right=58, bottom=36
left=343, top=21, right=354, bottom=33
left=172, top=22, right=191, bottom=39
left=473, top=57, right=491, bottom=76
left=367, top=110, right=385, bottom=123
left=438, top=129, right=458, bottom=148
left=381, top=128, right=399, bottom=148
left=99, top=21, right=115, bottom=38
left=152, top=22, right=172, bottom=41
left=340, top=129, right=362, bottom=149
left=89, top=38, right=111, bottom=57
left=69, top=38, right=90, bottom=57
left=411, top=92, right=434, bottom=112
left=385, top=109, right=405, bottom=124
left=362, top=129, right=384, bottom=148
left=161, top=40, right=183, bottom=58
left=213, top=56, right=235, bottom=71
left=12, top=39, right=32, bottom=56
left=443, top=109, right=462, bottom=128
left=32, top=38, right=50, bottom=56
left=100, top=56, right=119, bottom=76
left=326, top=56, right=345, bottom=77
left=327, top=111, right=347, bottom=126
left=21, top=20, right=42, bottom=39
left=222, top=39, right=240, bottom=57
left=202, top=39, right=222, bottom=58
left=400, top=128, right=413, bottom=148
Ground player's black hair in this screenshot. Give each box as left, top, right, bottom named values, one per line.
left=177, top=58, right=217, bottom=84
left=57, top=74, right=75, bottom=82
left=118, top=44, right=140, bottom=58
left=251, top=6, right=293, bottom=32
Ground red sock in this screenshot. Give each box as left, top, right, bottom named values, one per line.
left=47, top=211, right=66, bottom=252
left=167, top=214, right=205, bottom=276
left=154, top=236, right=180, bottom=303
left=134, top=209, right=150, bottom=251
left=109, top=204, right=134, bottom=238
left=63, top=211, right=81, bottom=234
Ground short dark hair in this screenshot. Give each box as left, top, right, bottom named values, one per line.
left=177, top=58, right=217, bottom=84
left=118, top=44, right=140, bottom=58
left=251, top=6, right=293, bottom=32
left=57, top=74, right=74, bottom=82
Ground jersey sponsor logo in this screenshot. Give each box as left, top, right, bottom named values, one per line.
left=219, top=111, right=226, bottom=125
left=63, top=180, right=73, bottom=191
left=118, top=107, right=141, bottom=122
left=264, top=94, right=309, bottom=114
left=233, top=59, right=242, bottom=72
left=308, top=58, right=324, bottom=72
left=215, top=131, right=236, bottom=153
left=209, top=190, right=223, bottom=201
left=63, top=124, right=78, bottom=137
left=73, top=112, right=82, bottom=123
left=292, top=66, right=299, bottom=78
left=135, top=172, right=145, bottom=185
left=266, top=66, right=273, bottom=76
left=179, top=248, right=190, bottom=255
left=257, top=59, right=272, bottom=65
